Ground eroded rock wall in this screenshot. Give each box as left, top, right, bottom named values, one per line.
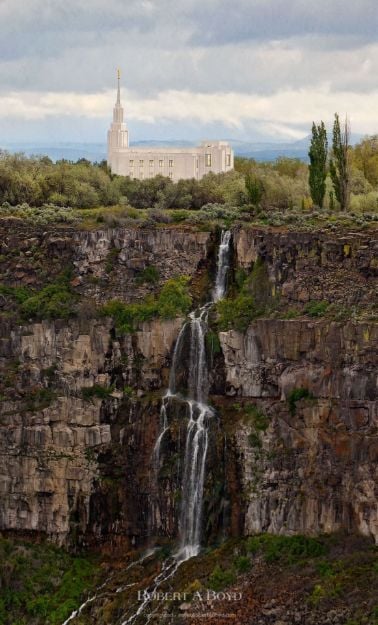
left=234, top=226, right=377, bottom=309
left=0, top=317, right=182, bottom=545
left=0, top=224, right=377, bottom=549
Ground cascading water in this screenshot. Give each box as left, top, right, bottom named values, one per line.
left=153, top=229, right=231, bottom=561
left=63, top=231, right=232, bottom=625
left=213, top=229, right=232, bottom=302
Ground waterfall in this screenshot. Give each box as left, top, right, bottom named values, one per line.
left=61, top=231, right=232, bottom=625
left=213, top=229, right=232, bottom=302
left=154, top=229, right=232, bottom=561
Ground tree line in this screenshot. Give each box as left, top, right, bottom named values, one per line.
left=1, top=119, right=377, bottom=214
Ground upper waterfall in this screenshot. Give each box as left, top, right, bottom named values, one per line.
left=213, top=230, right=232, bottom=302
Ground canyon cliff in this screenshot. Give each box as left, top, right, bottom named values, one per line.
left=0, top=222, right=377, bottom=551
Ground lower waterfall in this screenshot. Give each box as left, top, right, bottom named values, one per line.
left=153, top=229, right=231, bottom=560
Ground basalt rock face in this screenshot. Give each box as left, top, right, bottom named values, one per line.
left=220, top=226, right=378, bottom=543
left=73, top=227, right=212, bottom=303
left=234, top=226, right=377, bottom=310
left=0, top=224, right=377, bottom=550
left=219, top=321, right=378, bottom=543
left=0, top=221, right=212, bottom=304
left=0, top=316, right=182, bottom=546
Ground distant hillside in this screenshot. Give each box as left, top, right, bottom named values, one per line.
left=1, top=134, right=364, bottom=164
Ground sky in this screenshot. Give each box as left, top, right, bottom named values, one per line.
left=1, top=0, right=377, bottom=144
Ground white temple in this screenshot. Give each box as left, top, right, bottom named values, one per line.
left=107, top=71, right=234, bottom=182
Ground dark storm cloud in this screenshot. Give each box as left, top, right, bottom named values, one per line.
left=0, top=0, right=377, bottom=141
left=187, top=0, right=378, bottom=45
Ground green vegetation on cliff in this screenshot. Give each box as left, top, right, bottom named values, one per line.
left=101, top=275, right=192, bottom=333
left=216, top=258, right=277, bottom=331
left=0, top=536, right=101, bottom=625
left=0, top=271, right=77, bottom=321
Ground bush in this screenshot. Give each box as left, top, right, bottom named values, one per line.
left=101, top=276, right=192, bottom=332
left=101, top=298, right=157, bottom=333
left=304, top=300, right=328, bottom=317
left=208, top=565, right=236, bottom=591
left=135, top=265, right=160, bottom=285
left=287, top=387, right=314, bottom=416
left=25, top=388, right=56, bottom=411
left=243, top=404, right=270, bottom=431
left=21, top=282, right=77, bottom=320
left=248, top=432, right=262, bottom=448
left=217, top=293, right=257, bottom=332
left=81, top=384, right=114, bottom=401
left=156, top=276, right=192, bottom=319
left=246, top=534, right=326, bottom=564
left=0, top=284, right=31, bottom=304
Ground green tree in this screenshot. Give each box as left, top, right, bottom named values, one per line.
left=329, top=113, right=351, bottom=211
left=308, top=121, right=328, bottom=207
left=245, top=173, right=264, bottom=206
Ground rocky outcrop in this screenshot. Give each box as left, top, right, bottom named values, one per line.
left=73, top=227, right=212, bottom=303
left=0, top=222, right=212, bottom=305
left=220, top=320, right=376, bottom=399
left=234, top=226, right=377, bottom=311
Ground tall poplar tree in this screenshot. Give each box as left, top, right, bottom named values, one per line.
left=308, top=121, right=328, bottom=208
left=329, top=113, right=350, bottom=211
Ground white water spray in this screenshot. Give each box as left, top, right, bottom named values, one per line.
left=154, top=230, right=232, bottom=561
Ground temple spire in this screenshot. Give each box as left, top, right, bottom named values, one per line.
left=117, top=68, right=121, bottom=105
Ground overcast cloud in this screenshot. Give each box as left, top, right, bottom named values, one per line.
left=0, top=0, right=377, bottom=142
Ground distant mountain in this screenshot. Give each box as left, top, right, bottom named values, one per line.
left=1, top=133, right=365, bottom=164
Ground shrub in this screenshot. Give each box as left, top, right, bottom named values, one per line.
left=0, top=284, right=31, bottom=304
left=234, top=555, right=252, bottom=573
left=248, top=432, right=262, bottom=448
left=156, top=276, right=192, bottom=319
left=81, top=384, right=114, bottom=401
left=246, top=534, right=326, bottom=564
left=101, top=276, right=192, bottom=332
left=21, top=283, right=76, bottom=320
left=243, top=404, right=270, bottom=431
left=25, top=388, right=56, bottom=411
left=101, top=298, right=158, bottom=333
left=208, top=565, right=236, bottom=591
left=135, top=265, right=160, bottom=285
left=105, top=247, right=120, bottom=273
left=304, top=300, right=329, bottom=317
left=217, top=293, right=257, bottom=332
left=287, top=387, right=314, bottom=415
